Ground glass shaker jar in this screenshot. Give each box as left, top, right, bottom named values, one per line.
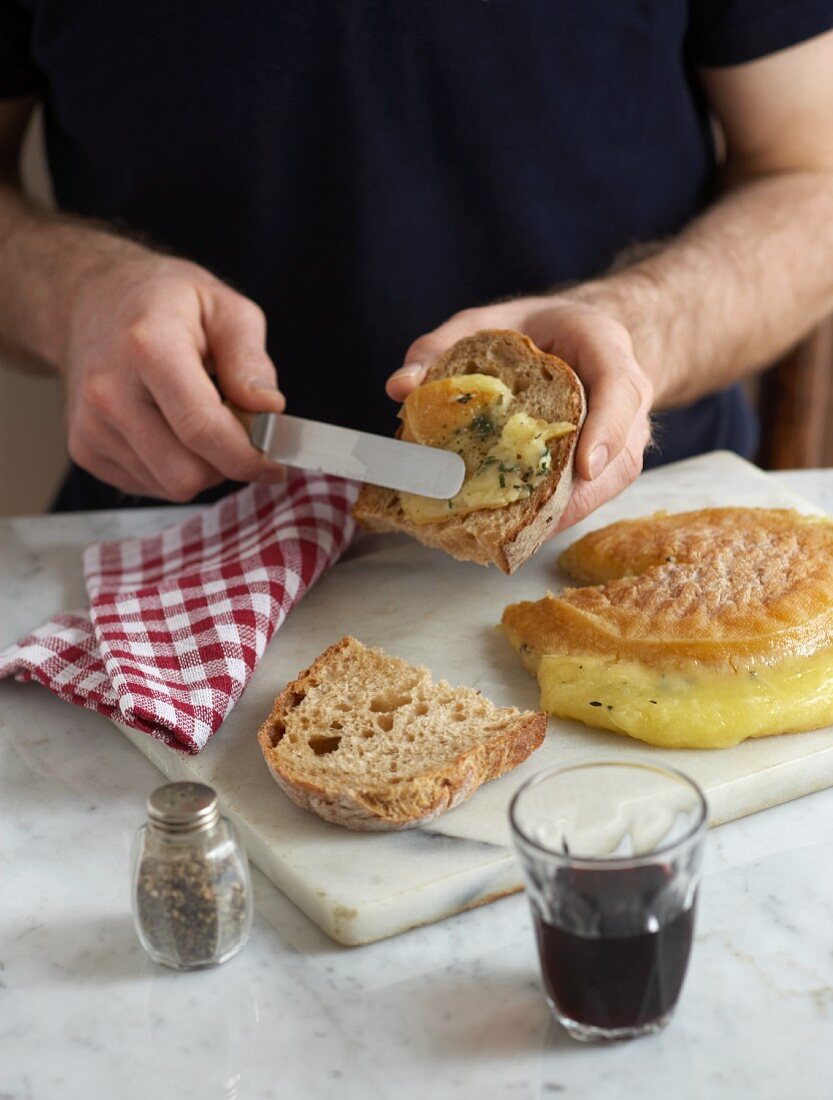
left=131, top=782, right=253, bottom=970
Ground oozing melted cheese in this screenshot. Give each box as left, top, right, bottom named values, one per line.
left=530, top=650, right=833, bottom=749
left=398, top=374, right=575, bottom=525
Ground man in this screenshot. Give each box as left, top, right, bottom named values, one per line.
left=1, top=2, right=832, bottom=532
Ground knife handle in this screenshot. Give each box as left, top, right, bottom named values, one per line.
left=224, top=402, right=274, bottom=454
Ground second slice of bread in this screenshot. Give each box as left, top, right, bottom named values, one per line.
left=353, top=329, right=586, bottom=574
left=257, top=636, right=547, bottom=830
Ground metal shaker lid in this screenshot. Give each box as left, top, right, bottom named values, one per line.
left=147, top=782, right=220, bottom=833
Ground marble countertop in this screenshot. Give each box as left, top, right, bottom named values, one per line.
left=2, top=468, right=832, bottom=1100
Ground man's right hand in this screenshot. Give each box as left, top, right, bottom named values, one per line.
left=60, top=246, right=286, bottom=501
left=0, top=95, right=285, bottom=501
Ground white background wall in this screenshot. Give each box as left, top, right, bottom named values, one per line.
left=0, top=109, right=67, bottom=515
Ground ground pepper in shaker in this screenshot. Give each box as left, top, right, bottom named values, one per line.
left=131, top=782, right=253, bottom=970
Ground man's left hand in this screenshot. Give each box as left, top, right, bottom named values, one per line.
left=387, top=292, right=654, bottom=533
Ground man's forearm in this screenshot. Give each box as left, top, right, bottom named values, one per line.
left=0, top=181, right=146, bottom=373
left=571, top=170, right=833, bottom=409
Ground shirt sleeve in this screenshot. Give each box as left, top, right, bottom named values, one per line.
left=0, top=0, right=42, bottom=97
left=688, top=0, right=833, bottom=67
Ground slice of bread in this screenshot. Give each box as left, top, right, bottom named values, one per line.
left=257, top=636, right=547, bottom=831
left=353, top=330, right=586, bottom=574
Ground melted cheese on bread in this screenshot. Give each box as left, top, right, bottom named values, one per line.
left=399, top=374, right=575, bottom=525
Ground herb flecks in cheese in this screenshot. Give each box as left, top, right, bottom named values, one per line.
left=398, top=374, right=575, bottom=525
left=533, top=650, right=833, bottom=749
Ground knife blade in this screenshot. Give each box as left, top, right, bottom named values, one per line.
left=246, top=412, right=466, bottom=499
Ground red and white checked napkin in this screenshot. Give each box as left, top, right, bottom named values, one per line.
left=0, top=474, right=358, bottom=753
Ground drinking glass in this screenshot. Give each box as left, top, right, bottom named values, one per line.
left=509, top=759, right=708, bottom=1042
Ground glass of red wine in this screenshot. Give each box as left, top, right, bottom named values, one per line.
left=509, top=759, right=707, bottom=1042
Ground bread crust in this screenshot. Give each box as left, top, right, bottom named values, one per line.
left=353, top=330, right=586, bottom=574
left=257, top=636, right=547, bottom=831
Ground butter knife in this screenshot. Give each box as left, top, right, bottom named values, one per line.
left=244, top=411, right=466, bottom=499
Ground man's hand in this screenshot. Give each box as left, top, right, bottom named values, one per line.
left=0, top=97, right=286, bottom=501
left=387, top=33, right=833, bottom=534
left=387, top=293, right=654, bottom=532
left=60, top=246, right=286, bottom=500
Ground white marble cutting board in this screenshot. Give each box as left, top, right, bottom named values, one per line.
left=110, top=452, right=833, bottom=945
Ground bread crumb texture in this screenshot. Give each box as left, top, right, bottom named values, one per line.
left=257, top=636, right=547, bottom=830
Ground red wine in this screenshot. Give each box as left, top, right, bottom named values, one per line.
left=532, top=902, right=695, bottom=1031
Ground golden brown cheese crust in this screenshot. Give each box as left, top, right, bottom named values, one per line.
left=503, top=508, right=833, bottom=670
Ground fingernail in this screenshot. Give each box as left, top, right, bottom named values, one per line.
left=249, top=377, right=285, bottom=410
left=389, top=362, right=425, bottom=384
left=588, top=445, right=609, bottom=480
left=257, top=463, right=286, bottom=483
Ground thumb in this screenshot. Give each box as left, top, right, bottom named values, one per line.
left=386, top=310, right=490, bottom=402
left=204, top=288, right=285, bottom=413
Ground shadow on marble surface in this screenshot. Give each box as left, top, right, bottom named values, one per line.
left=0, top=540, right=89, bottom=634
left=421, top=972, right=552, bottom=1059
left=252, top=865, right=338, bottom=957
left=3, top=913, right=147, bottom=986
left=1, top=681, right=161, bottom=806
left=476, top=618, right=542, bottom=709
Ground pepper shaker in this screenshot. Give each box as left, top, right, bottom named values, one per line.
left=131, top=782, right=253, bottom=970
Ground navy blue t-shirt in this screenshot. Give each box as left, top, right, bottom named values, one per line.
left=1, top=1, right=831, bottom=510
